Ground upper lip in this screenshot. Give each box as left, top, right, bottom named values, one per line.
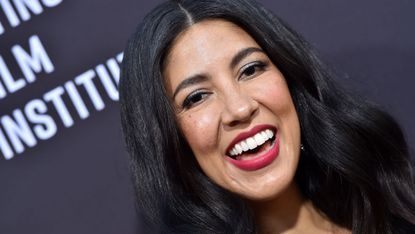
left=225, top=124, right=277, bottom=155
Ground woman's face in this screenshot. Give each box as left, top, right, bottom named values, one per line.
left=164, top=20, right=301, bottom=200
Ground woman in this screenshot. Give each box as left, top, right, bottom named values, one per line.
left=120, top=0, right=415, bottom=233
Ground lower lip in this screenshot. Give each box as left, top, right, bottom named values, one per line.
left=226, top=136, right=279, bottom=171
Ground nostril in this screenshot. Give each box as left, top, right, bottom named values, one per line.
left=222, top=98, right=259, bottom=127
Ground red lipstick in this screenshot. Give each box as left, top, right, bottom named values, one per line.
left=225, top=124, right=279, bottom=171
left=226, top=124, right=276, bottom=154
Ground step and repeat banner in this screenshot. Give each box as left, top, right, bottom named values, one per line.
left=1, top=0, right=413, bottom=233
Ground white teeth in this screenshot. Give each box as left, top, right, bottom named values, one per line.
left=228, top=129, right=275, bottom=157
left=247, top=138, right=257, bottom=150
left=254, top=133, right=266, bottom=145
left=235, top=144, right=243, bottom=154
left=241, top=141, right=249, bottom=151
left=266, top=129, right=273, bottom=138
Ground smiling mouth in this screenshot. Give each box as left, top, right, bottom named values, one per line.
left=227, top=129, right=275, bottom=160
left=225, top=125, right=279, bottom=171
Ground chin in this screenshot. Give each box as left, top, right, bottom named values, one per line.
left=224, top=161, right=298, bottom=202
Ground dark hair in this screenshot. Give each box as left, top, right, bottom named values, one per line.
left=119, top=0, right=415, bottom=233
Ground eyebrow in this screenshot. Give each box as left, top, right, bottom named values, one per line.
left=172, top=74, right=208, bottom=99
left=230, top=47, right=264, bottom=69
left=172, top=47, right=264, bottom=99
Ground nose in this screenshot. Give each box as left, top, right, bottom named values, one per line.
left=221, top=89, right=259, bottom=127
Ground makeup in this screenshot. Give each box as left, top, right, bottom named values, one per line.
left=226, top=124, right=279, bottom=171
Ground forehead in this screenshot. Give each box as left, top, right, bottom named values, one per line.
left=164, top=19, right=261, bottom=87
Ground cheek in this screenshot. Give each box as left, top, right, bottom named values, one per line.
left=255, top=75, right=295, bottom=115
left=255, top=73, right=301, bottom=147
left=178, top=109, right=220, bottom=155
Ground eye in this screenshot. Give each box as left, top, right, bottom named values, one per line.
left=182, top=90, right=210, bottom=109
left=239, top=61, right=267, bottom=80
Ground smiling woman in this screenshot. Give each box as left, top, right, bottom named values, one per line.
left=164, top=20, right=301, bottom=203
left=119, top=0, right=415, bottom=233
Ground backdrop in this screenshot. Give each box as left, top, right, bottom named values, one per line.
left=1, top=1, right=414, bottom=233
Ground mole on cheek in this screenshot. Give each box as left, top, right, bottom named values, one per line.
left=182, top=114, right=196, bottom=131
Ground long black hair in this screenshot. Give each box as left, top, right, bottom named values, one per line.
left=119, top=0, right=415, bottom=233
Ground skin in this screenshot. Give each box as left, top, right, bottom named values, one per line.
left=163, top=19, right=350, bottom=234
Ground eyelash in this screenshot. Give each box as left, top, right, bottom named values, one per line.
left=182, top=89, right=210, bottom=109
left=181, top=61, right=268, bottom=109
left=239, top=61, right=267, bottom=80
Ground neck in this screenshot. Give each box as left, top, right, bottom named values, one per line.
left=249, top=183, right=349, bottom=234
